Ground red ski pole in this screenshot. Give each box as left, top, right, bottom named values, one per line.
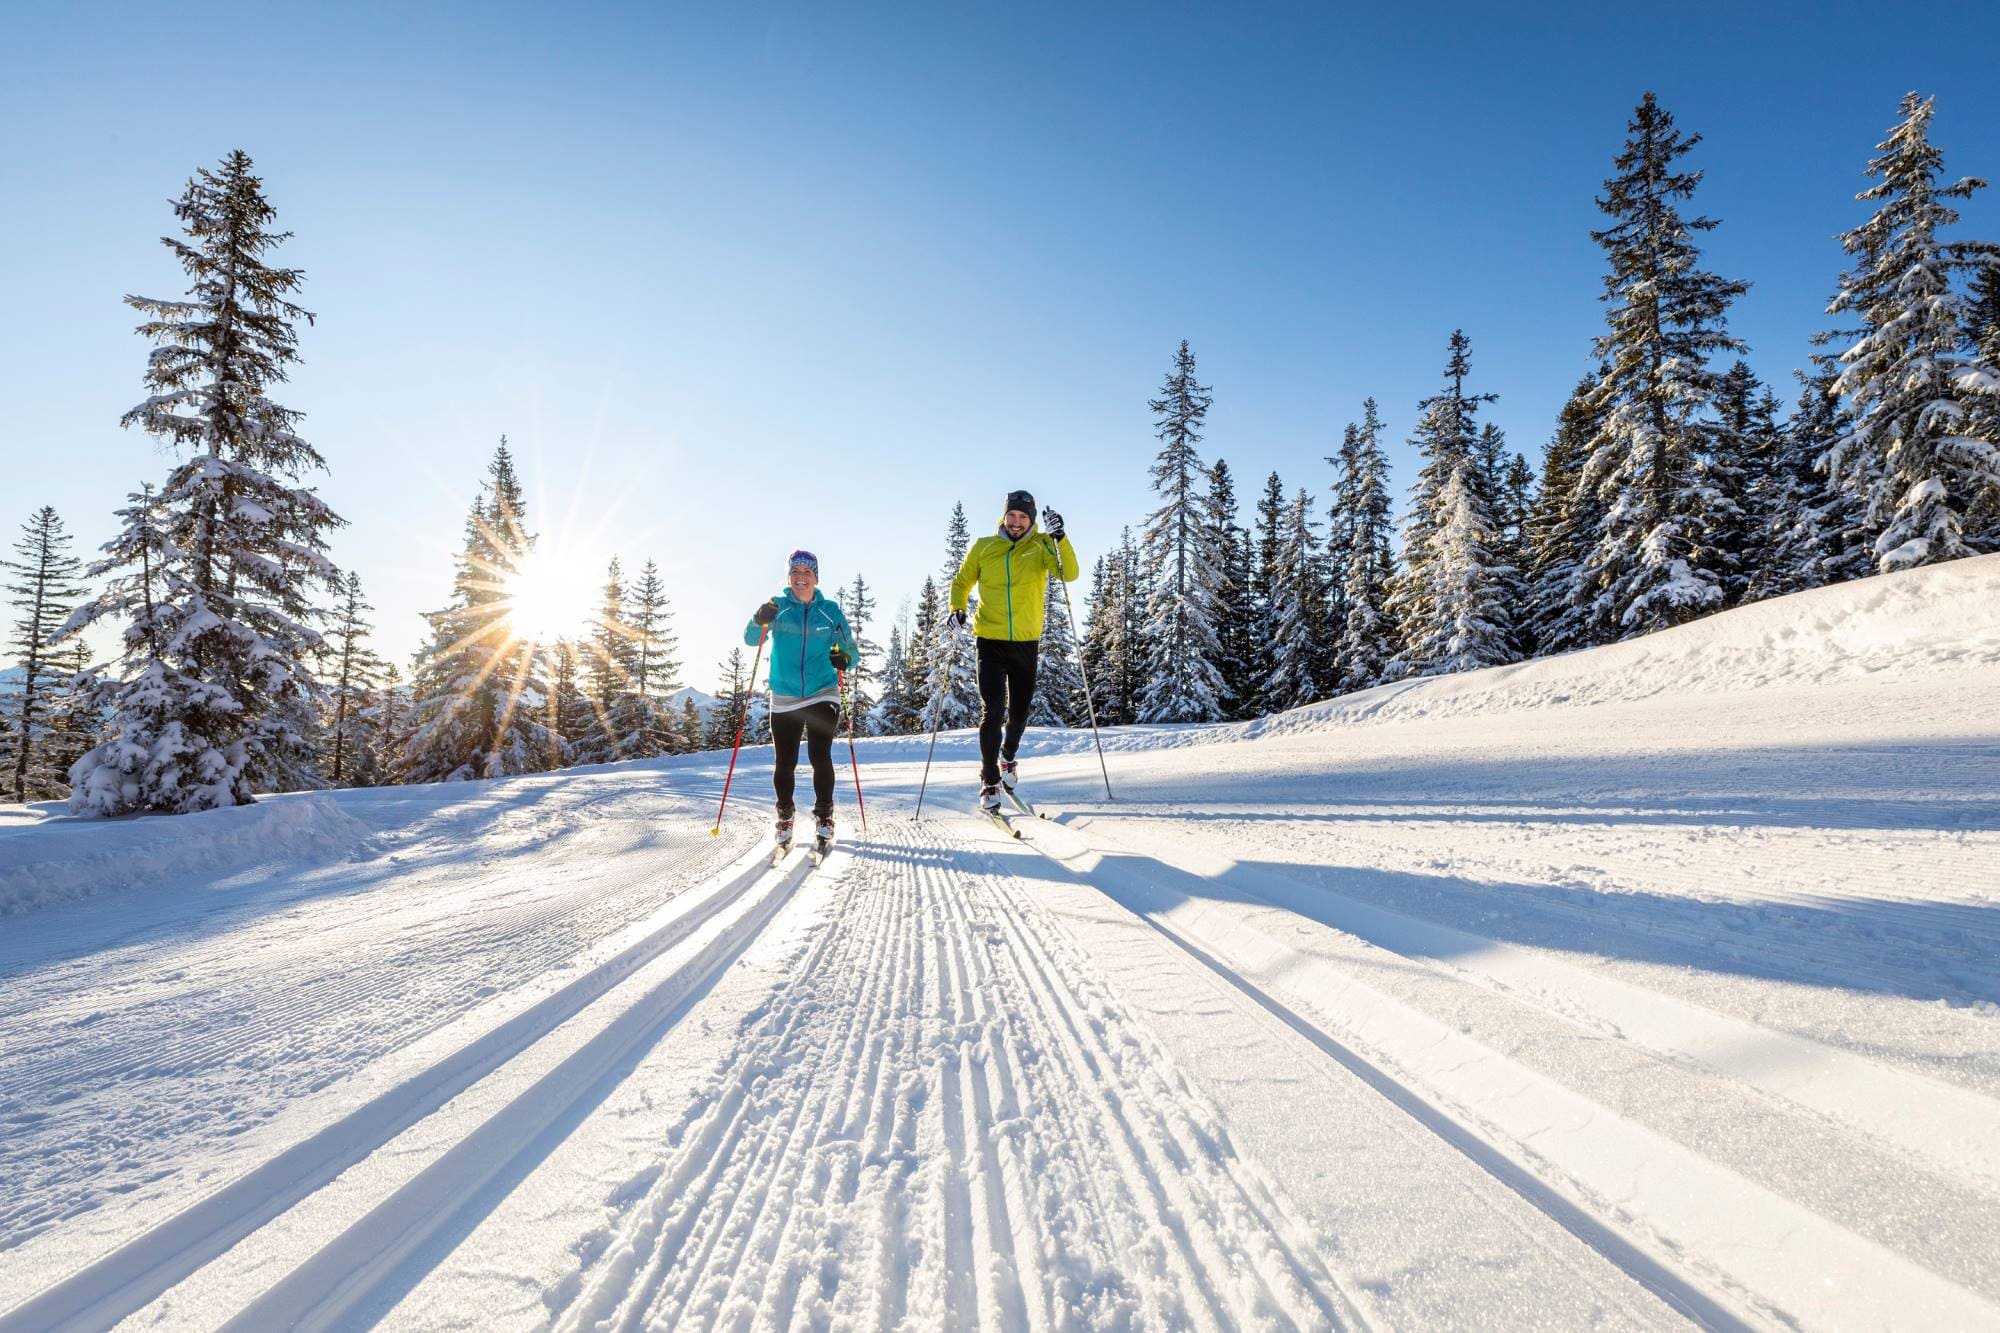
left=711, top=623, right=768, bottom=836
left=837, top=667, right=867, bottom=832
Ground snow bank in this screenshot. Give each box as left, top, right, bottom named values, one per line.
left=0, top=793, right=375, bottom=917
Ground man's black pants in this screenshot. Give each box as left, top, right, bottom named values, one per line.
left=976, top=637, right=1039, bottom=786
left=772, top=701, right=840, bottom=820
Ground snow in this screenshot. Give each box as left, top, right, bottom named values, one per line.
left=2, top=557, right=1997, bottom=1328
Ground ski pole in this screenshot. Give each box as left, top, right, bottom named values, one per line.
left=1049, top=527, right=1113, bottom=801
left=837, top=666, right=868, bottom=832
left=912, top=617, right=957, bottom=821
left=712, top=622, right=767, bottom=835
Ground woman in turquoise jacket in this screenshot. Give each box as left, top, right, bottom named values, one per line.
left=744, top=549, right=859, bottom=847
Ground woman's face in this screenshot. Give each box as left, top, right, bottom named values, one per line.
left=789, top=564, right=818, bottom=599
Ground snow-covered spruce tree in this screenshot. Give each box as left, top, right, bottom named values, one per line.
left=625, top=559, right=679, bottom=755
left=1250, top=470, right=1286, bottom=704
left=1261, top=487, right=1328, bottom=711
left=404, top=441, right=550, bottom=782
left=902, top=578, right=942, bottom=732
left=1474, top=422, right=1532, bottom=652
left=1574, top=94, right=1751, bottom=640
left=372, top=663, right=411, bottom=783
left=1524, top=374, right=1608, bottom=653
left=1337, top=400, right=1398, bottom=693
left=1030, top=572, right=1087, bottom=727
left=1711, top=361, right=1784, bottom=603
left=706, top=648, right=751, bottom=750
left=5, top=507, right=89, bottom=802
left=323, top=571, right=385, bottom=787
left=1960, top=259, right=2000, bottom=540
left=1823, top=93, right=2000, bottom=569
left=1394, top=462, right=1517, bottom=678
left=934, top=505, right=981, bottom=728
left=838, top=573, right=879, bottom=733
left=1204, top=459, right=1260, bottom=719
left=1386, top=331, right=1514, bottom=676
left=1138, top=340, right=1225, bottom=722
left=544, top=638, right=586, bottom=768
left=578, top=556, right=639, bottom=762
left=874, top=623, right=910, bottom=735
left=1077, top=557, right=1113, bottom=723
left=66, top=154, right=344, bottom=814
left=1751, top=362, right=1860, bottom=599
left=675, top=694, right=703, bottom=754
left=1321, top=425, right=1362, bottom=692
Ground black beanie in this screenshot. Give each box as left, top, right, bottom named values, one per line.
left=1005, top=489, right=1036, bottom=517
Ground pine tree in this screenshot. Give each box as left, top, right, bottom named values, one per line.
left=677, top=694, right=704, bottom=753
left=1138, top=340, right=1225, bottom=722
left=1823, top=93, right=2000, bottom=569
left=373, top=663, right=411, bottom=783
left=838, top=573, right=879, bottom=733
left=1262, top=487, right=1328, bottom=711
left=324, top=571, right=385, bottom=787
left=1321, top=427, right=1362, bottom=693
left=1712, top=361, right=1784, bottom=603
left=404, top=441, right=549, bottom=783
left=1031, top=573, right=1087, bottom=726
left=626, top=559, right=679, bottom=756
left=874, top=624, right=911, bottom=735
left=67, top=153, right=344, bottom=814
left=1204, top=459, right=1260, bottom=718
left=5, top=507, right=89, bottom=802
left=541, top=638, right=584, bottom=768
left=1476, top=422, right=1532, bottom=651
left=1387, top=332, right=1514, bottom=674
left=1525, top=374, right=1608, bottom=653
left=901, top=579, right=942, bottom=732
left=707, top=648, right=751, bottom=750
left=934, top=506, right=981, bottom=728
left=1575, top=94, right=1751, bottom=640
left=1250, top=470, right=1287, bottom=706
left=577, top=556, right=639, bottom=762
left=1337, top=400, right=1397, bottom=693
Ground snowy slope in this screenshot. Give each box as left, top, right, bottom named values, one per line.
left=1, top=558, right=1997, bottom=1330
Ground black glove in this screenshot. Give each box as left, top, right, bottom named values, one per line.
left=1041, top=506, right=1065, bottom=541
left=752, top=601, right=779, bottom=627
left=828, top=644, right=852, bottom=670
left=948, top=609, right=968, bottom=629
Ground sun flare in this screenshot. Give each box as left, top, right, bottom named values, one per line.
left=505, top=549, right=594, bottom=644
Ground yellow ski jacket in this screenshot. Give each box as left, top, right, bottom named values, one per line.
left=949, top=518, right=1080, bottom=642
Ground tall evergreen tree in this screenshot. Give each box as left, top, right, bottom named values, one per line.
left=1337, top=400, right=1398, bottom=693
left=838, top=573, right=880, bottom=733
left=324, top=571, right=385, bottom=787
left=1030, top=573, right=1087, bottom=726
left=1823, top=93, right=2000, bottom=569
left=544, top=638, right=586, bottom=768
left=1262, top=487, right=1327, bottom=711
left=5, top=507, right=88, bottom=802
left=1753, top=362, right=1861, bottom=599
left=874, top=624, right=912, bottom=735
left=707, top=648, right=751, bottom=750
left=1204, top=459, right=1260, bottom=718
left=1138, top=340, right=1225, bottom=722
left=1711, top=361, right=1783, bottom=603
left=1077, top=556, right=1112, bottom=722
left=1321, top=426, right=1363, bottom=691
left=373, top=663, right=411, bottom=784
left=676, top=694, right=704, bottom=754
left=1387, top=331, right=1514, bottom=674
left=1575, top=94, right=1751, bottom=640
left=404, top=442, right=549, bottom=782
left=933, top=506, right=981, bottom=728
left=901, top=579, right=942, bottom=732
left=626, top=559, right=679, bottom=756
left=67, top=153, right=344, bottom=814
left=1525, top=374, right=1608, bottom=653
left=580, top=556, right=639, bottom=761
left=1250, top=470, right=1288, bottom=703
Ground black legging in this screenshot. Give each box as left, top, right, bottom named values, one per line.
left=772, top=702, right=841, bottom=820
left=976, top=637, right=1039, bottom=786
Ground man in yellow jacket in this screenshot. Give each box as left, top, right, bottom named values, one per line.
left=948, top=489, right=1081, bottom=811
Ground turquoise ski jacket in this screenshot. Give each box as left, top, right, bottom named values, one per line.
left=743, top=588, right=859, bottom=708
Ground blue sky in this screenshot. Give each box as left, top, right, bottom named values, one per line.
left=6, top=1, right=1998, bottom=687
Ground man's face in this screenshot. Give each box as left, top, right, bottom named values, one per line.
left=1003, top=509, right=1032, bottom=539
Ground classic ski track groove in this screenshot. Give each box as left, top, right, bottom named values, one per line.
left=555, top=818, right=1361, bottom=1331
left=0, top=839, right=790, bottom=1333
left=1021, top=805, right=2000, bottom=1329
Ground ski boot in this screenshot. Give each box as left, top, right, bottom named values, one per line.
left=998, top=758, right=1018, bottom=791
left=773, top=812, right=795, bottom=864
left=979, top=783, right=1003, bottom=813
left=813, top=815, right=835, bottom=860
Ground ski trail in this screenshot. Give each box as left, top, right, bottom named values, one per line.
left=553, top=818, right=1361, bottom=1330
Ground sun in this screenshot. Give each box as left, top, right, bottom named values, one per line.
left=505, top=548, right=595, bottom=644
